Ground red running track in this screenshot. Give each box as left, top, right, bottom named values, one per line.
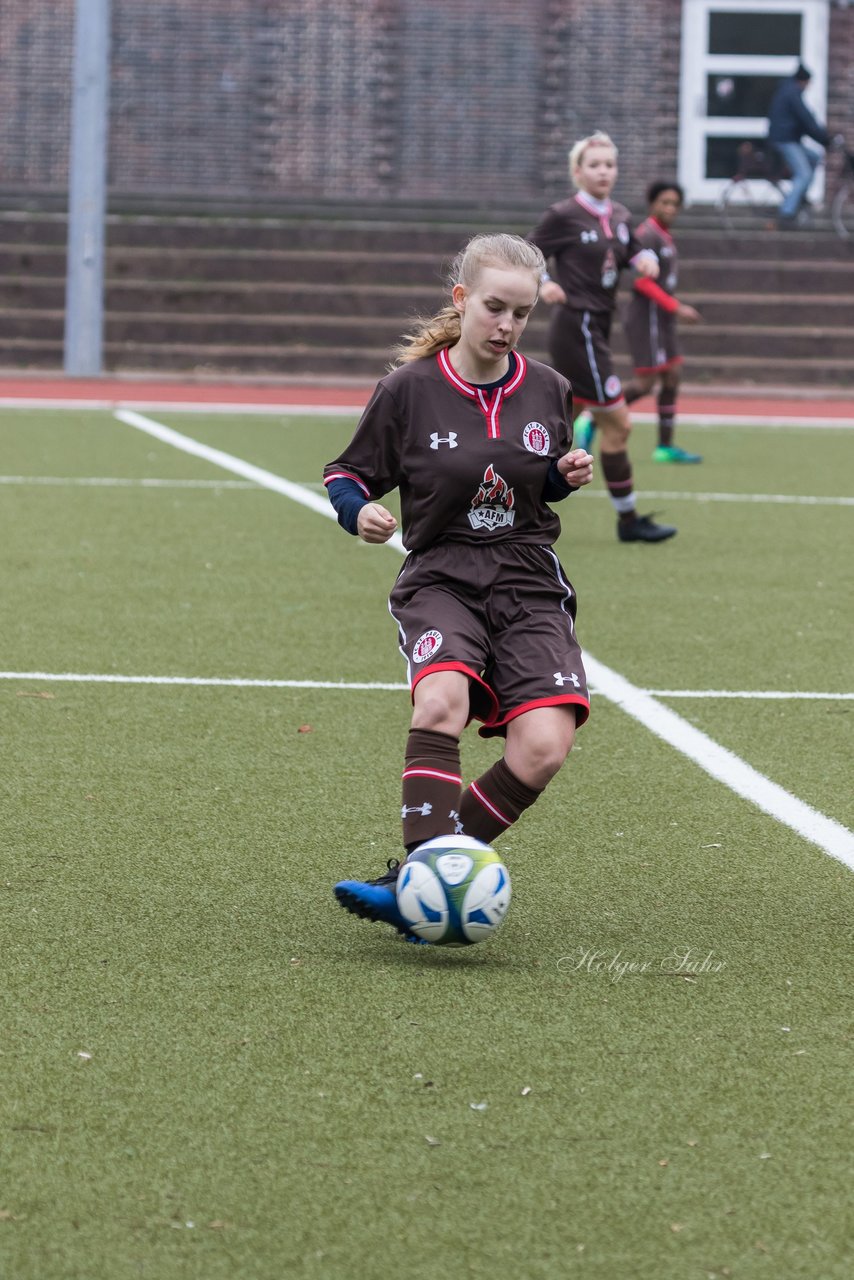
left=0, top=373, right=850, bottom=421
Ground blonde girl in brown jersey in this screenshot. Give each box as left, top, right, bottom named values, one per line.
left=532, top=132, right=677, bottom=543
left=324, top=233, right=595, bottom=941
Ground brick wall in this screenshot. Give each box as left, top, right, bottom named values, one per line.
left=0, top=0, right=74, bottom=189
left=827, top=1, right=854, bottom=197
left=0, top=0, right=849, bottom=209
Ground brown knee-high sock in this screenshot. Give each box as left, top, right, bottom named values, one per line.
left=401, top=728, right=463, bottom=851
left=657, top=390, right=676, bottom=447
left=458, top=758, right=544, bottom=845
left=600, top=449, right=636, bottom=519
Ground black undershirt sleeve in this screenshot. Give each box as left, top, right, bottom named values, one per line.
left=325, top=476, right=370, bottom=535
left=542, top=460, right=577, bottom=503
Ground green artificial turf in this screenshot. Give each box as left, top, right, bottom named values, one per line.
left=0, top=408, right=851, bottom=1279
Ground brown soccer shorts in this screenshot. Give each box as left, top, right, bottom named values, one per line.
left=548, top=305, right=625, bottom=409
left=388, top=541, right=590, bottom=737
left=623, top=304, right=683, bottom=375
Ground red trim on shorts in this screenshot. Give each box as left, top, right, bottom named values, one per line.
left=410, top=661, right=500, bottom=726
left=574, top=394, right=626, bottom=410
left=480, top=693, right=591, bottom=736
left=632, top=355, right=683, bottom=376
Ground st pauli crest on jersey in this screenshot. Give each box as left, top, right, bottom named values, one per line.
left=412, top=629, right=443, bottom=664
left=522, top=421, right=550, bottom=455
left=468, top=464, right=516, bottom=531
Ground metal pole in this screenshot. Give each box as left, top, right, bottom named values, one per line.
left=64, top=0, right=111, bottom=376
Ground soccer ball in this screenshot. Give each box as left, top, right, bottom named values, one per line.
left=396, top=835, right=511, bottom=946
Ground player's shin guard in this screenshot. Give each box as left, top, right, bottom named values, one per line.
left=401, top=728, right=463, bottom=850
left=601, top=449, right=636, bottom=516
left=458, top=758, right=543, bottom=845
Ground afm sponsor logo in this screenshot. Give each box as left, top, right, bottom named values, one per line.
left=468, top=464, right=516, bottom=532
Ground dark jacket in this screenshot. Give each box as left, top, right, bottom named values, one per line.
left=767, top=77, right=830, bottom=146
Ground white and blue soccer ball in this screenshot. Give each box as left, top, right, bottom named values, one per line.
left=396, top=835, right=511, bottom=946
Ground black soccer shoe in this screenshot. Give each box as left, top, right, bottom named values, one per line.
left=617, top=513, right=678, bottom=543
left=333, top=858, right=429, bottom=944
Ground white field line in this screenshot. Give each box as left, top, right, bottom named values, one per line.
left=1, top=672, right=407, bottom=690
left=643, top=689, right=854, bottom=700
left=0, top=474, right=850, bottom=506
left=115, top=408, right=408, bottom=554
left=1, top=396, right=853, bottom=428
left=584, top=658, right=854, bottom=869
left=603, top=490, right=854, bottom=507
left=112, top=410, right=853, bottom=869
left=0, top=475, right=256, bottom=489
left=310, top=481, right=854, bottom=508
left=2, top=671, right=852, bottom=701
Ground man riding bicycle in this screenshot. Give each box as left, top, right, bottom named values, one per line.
left=767, top=63, right=842, bottom=229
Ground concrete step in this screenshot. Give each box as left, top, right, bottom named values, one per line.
left=7, top=307, right=851, bottom=361
left=658, top=323, right=854, bottom=361
left=108, top=248, right=450, bottom=287
left=3, top=241, right=852, bottom=297
left=1, top=209, right=850, bottom=387
left=4, top=277, right=851, bottom=330
left=4, top=333, right=852, bottom=386
left=1, top=210, right=849, bottom=260
left=679, top=260, right=854, bottom=292
left=626, top=353, right=854, bottom=387
left=0, top=277, right=439, bottom=318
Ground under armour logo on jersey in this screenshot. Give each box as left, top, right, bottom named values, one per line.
left=402, top=802, right=433, bottom=818
left=581, top=230, right=599, bottom=243
left=554, top=671, right=581, bottom=688
left=430, top=432, right=458, bottom=449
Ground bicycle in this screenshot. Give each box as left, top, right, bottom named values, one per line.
left=830, top=143, right=854, bottom=239
left=717, top=141, right=798, bottom=231
left=718, top=137, right=854, bottom=239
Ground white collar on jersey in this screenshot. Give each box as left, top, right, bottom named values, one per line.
left=575, top=190, right=613, bottom=218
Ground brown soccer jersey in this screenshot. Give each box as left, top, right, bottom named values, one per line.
left=623, top=216, right=682, bottom=373
left=529, top=192, right=644, bottom=313
left=633, top=216, right=679, bottom=295
left=323, top=350, right=574, bottom=553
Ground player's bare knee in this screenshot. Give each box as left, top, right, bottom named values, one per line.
left=601, top=420, right=631, bottom=450
left=515, top=738, right=572, bottom=788
left=411, top=693, right=465, bottom=735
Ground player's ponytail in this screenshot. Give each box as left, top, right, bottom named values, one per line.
left=391, top=233, right=546, bottom=366
left=391, top=304, right=462, bottom=365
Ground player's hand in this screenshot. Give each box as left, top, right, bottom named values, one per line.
left=558, top=448, right=594, bottom=488
left=636, top=254, right=660, bottom=280
left=678, top=303, right=702, bottom=324
left=540, top=280, right=567, bottom=305
left=357, top=502, right=398, bottom=543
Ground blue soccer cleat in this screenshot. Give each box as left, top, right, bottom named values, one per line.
left=652, top=444, right=703, bottom=464
left=333, top=858, right=429, bottom=943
